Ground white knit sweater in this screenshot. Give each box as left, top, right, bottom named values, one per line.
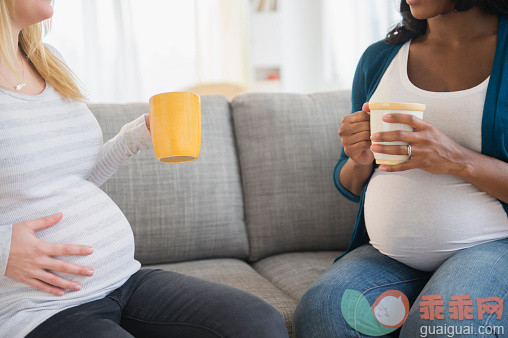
left=0, top=46, right=152, bottom=337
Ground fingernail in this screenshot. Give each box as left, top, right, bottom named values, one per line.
left=383, top=114, right=392, bottom=121
left=86, top=247, right=94, bottom=254
left=74, top=284, right=82, bottom=291
left=57, top=290, right=65, bottom=296
left=371, top=133, right=378, bottom=141
left=86, top=269, right=94, bottom=276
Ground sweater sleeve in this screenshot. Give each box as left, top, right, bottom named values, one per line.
left=332, top=49, right=368, bottom=203
left=0, top=224, right=13, bottom=276
left=87, top=115, right=152, bottom=187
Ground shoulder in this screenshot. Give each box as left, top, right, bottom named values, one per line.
left=354, top=39, right=405, bottom=90
left=359, top=40, right=403, bottom=69
left=43, top=43, right=66, bottom=63
left=351, top=40, right=405, bottom=107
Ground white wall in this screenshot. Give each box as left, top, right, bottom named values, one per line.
left=279, top=0, right=340, bottom=93
left=278, top=0, right=400, bottom=93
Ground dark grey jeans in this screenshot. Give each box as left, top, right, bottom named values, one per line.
left=26, top=269, right=288, bottom=338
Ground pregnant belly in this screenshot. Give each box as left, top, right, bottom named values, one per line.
left=0, top=180, right=139, bottom=300
left=364, top=169, right=508, bottom=271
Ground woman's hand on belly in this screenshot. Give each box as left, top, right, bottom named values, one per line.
left=5, top=213, right=95, bottom=296
left=370, top=113, right=467, bottom=175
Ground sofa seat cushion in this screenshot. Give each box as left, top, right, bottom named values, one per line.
left=145, top=258, right=297, bottom=334
left=253, top=251, right=341, bottom=301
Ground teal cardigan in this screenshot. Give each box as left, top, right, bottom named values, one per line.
left=333, top=15, right=508, bottom=262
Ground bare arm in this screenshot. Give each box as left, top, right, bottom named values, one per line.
left=451, top=148, right=508, bottom=203
left=339, top=159, right=374, bottom=197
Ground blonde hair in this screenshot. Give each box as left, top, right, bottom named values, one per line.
left=0, top=0, right=84, bottom=100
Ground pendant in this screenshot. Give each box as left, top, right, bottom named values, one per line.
left=14, top=82, right=26, bottom=91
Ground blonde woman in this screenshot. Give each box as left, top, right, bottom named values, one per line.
left=0, top=1, right=288, bottom=337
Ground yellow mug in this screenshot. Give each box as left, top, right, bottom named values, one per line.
left=149, top=92, right=201, bottom=163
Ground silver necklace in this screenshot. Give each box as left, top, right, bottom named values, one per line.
left=0, top=52, right=27, bottom=91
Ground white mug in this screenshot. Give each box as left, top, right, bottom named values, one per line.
left=369, top=102, right=426, bottom=165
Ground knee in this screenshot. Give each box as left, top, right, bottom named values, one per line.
left=293, top=286, right=321, bottom=336
left=249, top=299, right=288, bottom=338
left=226, top=291, right=288, bottom=338
left=293, top=284, right=350, bottom=338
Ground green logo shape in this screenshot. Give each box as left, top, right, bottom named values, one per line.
left=341, top=289, right=399, bottom=336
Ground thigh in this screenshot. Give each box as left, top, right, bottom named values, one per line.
left=120, top=269, right=288, bottom=338
left=26, top=297, right=132, bottom=338
left=401, top=238, right=508, bottom=338
left=293, top=244, right=431, bottom=338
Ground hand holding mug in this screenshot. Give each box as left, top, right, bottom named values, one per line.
left=338, top=102, right=374, bottom=166
left=370, top=114, right=466, bottom=175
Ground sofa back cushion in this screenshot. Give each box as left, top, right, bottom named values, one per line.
left=232, top=91, right=358, bottom=261
left=89, top=96, right=249, bottom=265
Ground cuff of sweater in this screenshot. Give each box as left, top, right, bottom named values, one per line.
left=0, top=224, right=13, bottom=276
left=333, top=159, right=361, bottom=203
left=120, top=114, right=153, bottom=155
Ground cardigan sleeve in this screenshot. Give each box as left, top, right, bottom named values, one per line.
left=333, top=50, right=368, bottom=203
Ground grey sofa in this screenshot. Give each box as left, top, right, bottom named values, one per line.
left=88, top=90, right=358, bottom=335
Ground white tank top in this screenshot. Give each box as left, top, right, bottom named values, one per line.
left=365, top=40, right=508, bottom=271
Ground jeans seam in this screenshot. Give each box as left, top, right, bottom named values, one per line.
left=121, top=315, right=225, bottom=338
left=360, top=276, right=429, bottom=297
left=107, top=269, right=162, bottom=310
left=105, top=295, right=125, bottom=309
left=351, top=276, right=430, bottom=338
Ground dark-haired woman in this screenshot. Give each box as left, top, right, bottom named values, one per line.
left=294, top=1, right=508, bottom=337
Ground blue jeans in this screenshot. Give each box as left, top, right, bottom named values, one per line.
left=27, top=269, right=289, bottom=338
left=293, top=239, right=508, bottom=338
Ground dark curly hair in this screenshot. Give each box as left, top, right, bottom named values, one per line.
left=385, top=0, right=508, bottom=45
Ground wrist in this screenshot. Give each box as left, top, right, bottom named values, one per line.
left=121, top=115, right=153, bottom=154
left=448, top=145, right=475, bottom=179
left=351, top=158, right=374, bottom=172
left=342, top=158, right=373, bottom=197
